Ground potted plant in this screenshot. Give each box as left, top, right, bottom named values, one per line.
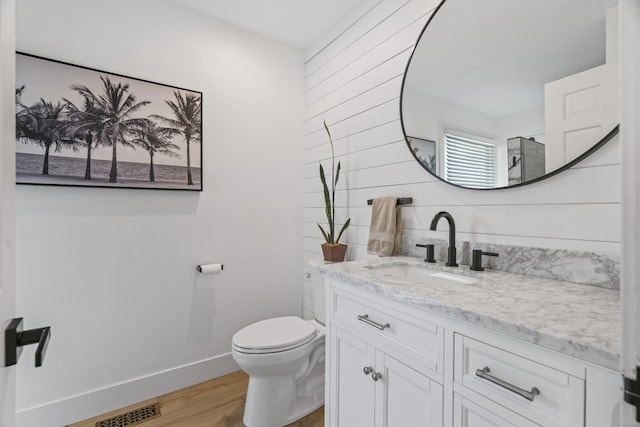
left=318, top=120, right=351, bottom=262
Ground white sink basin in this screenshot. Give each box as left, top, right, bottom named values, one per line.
left=368, top=264, right=478, bottom=286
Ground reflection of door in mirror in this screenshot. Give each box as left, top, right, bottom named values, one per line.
left=401, top=0, right=620, bottom=190
left=545, top=5, right=619, bottom=173
left=544, top=62, right=619, bottom=173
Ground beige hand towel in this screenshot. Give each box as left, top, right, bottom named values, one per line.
left=367, top=197, right=403, bottom=256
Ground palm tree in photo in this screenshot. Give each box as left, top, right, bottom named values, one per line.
left=130, top=119, right=181, bottom=182
left=73, top=75, right=149, bottom=183
left=15, top=85, right=29, bottom=140
left=62, top=91, right=106, bottom=180
left=15, top=85, right=25, bottom=107
left=17, top=98, right=66, bottom=175
left=153, top=91, right=201, bottom=185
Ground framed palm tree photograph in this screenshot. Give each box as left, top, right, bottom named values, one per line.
left=15, top=52, right=203, bottom=191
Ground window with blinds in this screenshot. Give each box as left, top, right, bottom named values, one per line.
left=443, top=133, right=496, bottom=188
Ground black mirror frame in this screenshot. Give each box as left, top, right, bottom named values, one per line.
left=399, top=0, right=620, bottom=191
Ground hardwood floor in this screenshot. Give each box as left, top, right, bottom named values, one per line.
left=70, top=371, right=324, bottom=427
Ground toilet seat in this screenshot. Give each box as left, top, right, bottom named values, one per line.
left=232, top=316, right=318, bottom=354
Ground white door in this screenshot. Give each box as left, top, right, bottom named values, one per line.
left=621, top=0, right=640, bottom=425
left=376, top=352, right=443, bottom=427
left=331, top=326, right=375, bottom=427
left=544, top=62, right=619, bottom=173
left=0, top=0, right=17, bottom=425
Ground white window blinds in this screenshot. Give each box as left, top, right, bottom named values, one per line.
left=443, top=133, right=496, bottom=188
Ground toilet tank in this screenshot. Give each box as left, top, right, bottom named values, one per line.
left=308, top=260, right=326, bottom=324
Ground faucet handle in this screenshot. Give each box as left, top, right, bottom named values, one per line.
left=416, top=244, right=436, bottom=263
left=470, top=249, right=499, bottom=271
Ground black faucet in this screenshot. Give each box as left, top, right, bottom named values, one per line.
left=430, top=211, right=458, bottom=267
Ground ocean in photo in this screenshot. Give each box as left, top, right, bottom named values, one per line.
left=16, top=152, right=202, bottom=189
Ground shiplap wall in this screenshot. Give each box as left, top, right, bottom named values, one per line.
left=303, top=0, right=621, bottom=267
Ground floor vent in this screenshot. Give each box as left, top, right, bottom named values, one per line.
left=95, top=403, right=160, bottom=427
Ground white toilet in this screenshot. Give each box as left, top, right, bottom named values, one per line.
left=232, top=270, right=326, bottom=427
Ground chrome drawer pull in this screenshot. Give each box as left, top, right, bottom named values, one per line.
left=357, top=314, right=390, bottom=331
left=363, top=366, right=373, bottom=375
left=475, top=367, right=540, bottom=402
left=371, top=371, right=382, bottom=381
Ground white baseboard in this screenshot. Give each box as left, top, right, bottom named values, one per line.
left=16, top=353, right=239, bottom=427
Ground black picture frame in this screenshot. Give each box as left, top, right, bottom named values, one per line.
left=15, top=52, right=203, bottom=191
left=406, top=136, right=436, bottom=174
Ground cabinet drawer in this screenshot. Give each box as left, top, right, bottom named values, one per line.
left=453, top=392, right=540, bottom=427
left=332, top=288, right=443, bottom=373
left=454, top=334, right=584, bottom=427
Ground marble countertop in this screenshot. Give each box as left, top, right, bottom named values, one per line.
left=314, top=256, right=620, bottom=370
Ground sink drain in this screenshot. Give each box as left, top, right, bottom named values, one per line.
left=95, top=403, right=160, bottom=427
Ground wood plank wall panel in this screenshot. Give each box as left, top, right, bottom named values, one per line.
left=303, top=0, right=621, bottom=265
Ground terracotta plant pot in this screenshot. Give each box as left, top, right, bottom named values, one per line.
left=321, top=243, right=347, bottom=263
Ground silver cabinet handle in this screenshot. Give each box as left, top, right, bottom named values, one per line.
left=305, top=273, right=311, bottom=279
left=371, top=372, right=382, bottom=381
left=357, top=314, right=390, bottom=331
left=475, top=367, right=540, bottom=401
left=363, top=366, right=373, bottom=375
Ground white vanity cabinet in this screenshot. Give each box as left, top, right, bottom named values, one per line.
left=327, top=285, right=444, bottom=426
left=325, top=279, right=621, bottom=427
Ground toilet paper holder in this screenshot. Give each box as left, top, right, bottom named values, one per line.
left=196, top=264, right=224, bottom=274
left=5, top=317, right=51, bottom=367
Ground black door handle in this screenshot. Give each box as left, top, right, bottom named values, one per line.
left=5, top=318, right=51, bottom=367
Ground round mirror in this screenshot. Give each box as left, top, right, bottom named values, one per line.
left=401, top=0, right=619, bottom=189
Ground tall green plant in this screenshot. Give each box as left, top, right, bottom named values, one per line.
left=317, top=120, right=351, bottom=245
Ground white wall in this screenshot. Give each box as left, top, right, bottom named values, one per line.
left=15, top=1, right=305, bottom=425
left=494, top=106, right=545, bottom=145
left=303, top=0, right=621, bottom=264
left=403, top=90, right=496, bottom=143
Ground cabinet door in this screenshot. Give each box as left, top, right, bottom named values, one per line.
left=453, top=393, right=539, bottom=427
left=585, top=366, right=621, bottom=427
left=376, top=352, right=443, bottom=427
left=331, top=326, right=375, bottom=427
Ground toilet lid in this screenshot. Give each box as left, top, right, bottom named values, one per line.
left=232, top=316, right=317, bottom=352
